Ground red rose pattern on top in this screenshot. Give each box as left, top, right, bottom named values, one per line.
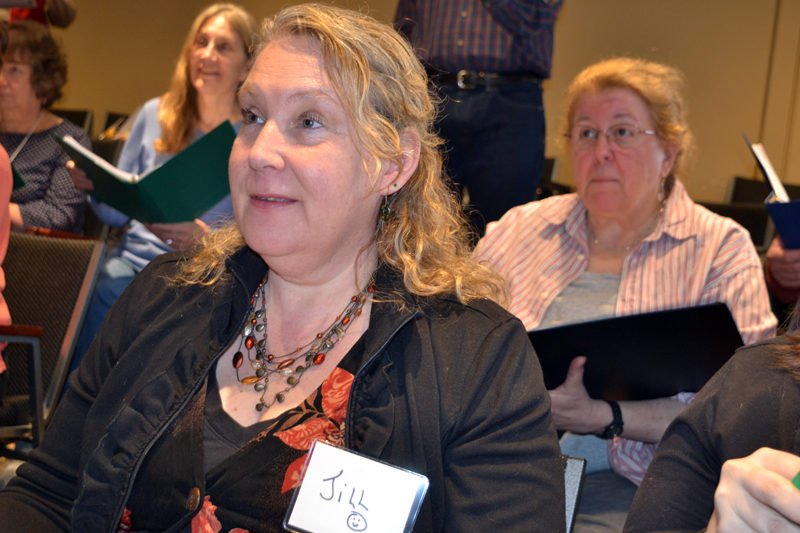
left=275, top=367, right=354, bottom=492
left=118, top=368, right=355, bottom=531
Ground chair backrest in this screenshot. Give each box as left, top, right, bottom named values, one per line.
left=726, top=175, right=800, bottom=203
left=52, top=108, right=94, bottom=135
left=101, top=111, right=130, bottom=134
left=91, top=138, right=125, bottom=166
left=563, top=454, right=586, bottom=533
left=2, top=231, right=105, bottom=421
left=538, top=158, right=571, bottom=199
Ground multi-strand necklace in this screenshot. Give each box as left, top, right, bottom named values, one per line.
left=233, top=276, right=374, bottom=412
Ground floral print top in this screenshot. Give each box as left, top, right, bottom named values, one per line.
left=117, top=338, right=366, bottom=533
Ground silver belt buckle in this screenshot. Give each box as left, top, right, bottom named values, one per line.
left=456, top=69, right=474, bottom=90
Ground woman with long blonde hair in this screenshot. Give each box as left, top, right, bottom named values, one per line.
left=0, top=5, right=564, bottom=531
left=69, top=3, right=257, bottom=366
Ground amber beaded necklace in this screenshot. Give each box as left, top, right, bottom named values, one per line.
left=233, top=276, right=374, bottom=412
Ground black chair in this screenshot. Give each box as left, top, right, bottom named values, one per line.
left=712, top=175, right=800, bottom=252
left=725, top=175, right=800, bottom=203
left=0, top=231, right=105, bottom=459
left=82, top=204, right=110, bottom=241
left=97, top=111, right=130, bottom=140
left=91, top=138, right=125, bottom=166
left=52, top=108, right=94, bottom=134
left=538, top=158, right=571, bottom=199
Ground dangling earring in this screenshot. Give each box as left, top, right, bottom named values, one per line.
left=657, top=178, right=666, bottom=204
left=380, top=195, right=392, bottom=222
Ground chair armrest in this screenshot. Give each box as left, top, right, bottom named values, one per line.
left=24, top=227, right=95, bottom=241
left=0, top=325, right=45, bottom=449
left=0, top=324, right=43, bottom=338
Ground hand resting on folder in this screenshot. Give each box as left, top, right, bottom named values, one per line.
left=534, top=303, right=745, bottom=442
left=549, top=356, right=689, bottom=443
left=67, top=161, right=210, bottom=250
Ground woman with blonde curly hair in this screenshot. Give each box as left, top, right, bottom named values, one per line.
left=0, top=4, right=564, bottom=532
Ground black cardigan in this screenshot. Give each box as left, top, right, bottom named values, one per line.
left=0, top=247, right=565, bottom=532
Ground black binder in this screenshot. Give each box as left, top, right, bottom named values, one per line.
left=528, top=303, right=743, bottom=401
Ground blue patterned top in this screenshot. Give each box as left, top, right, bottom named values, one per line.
left=1, top=118, right=90, bottom=233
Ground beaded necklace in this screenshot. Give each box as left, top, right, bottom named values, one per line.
left=233, top=276, right=374, bottom=412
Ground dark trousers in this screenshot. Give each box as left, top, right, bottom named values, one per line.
left=435, top=79, right=545, bottom=238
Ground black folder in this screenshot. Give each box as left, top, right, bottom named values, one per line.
left=527, top=303, right=743, bottom=401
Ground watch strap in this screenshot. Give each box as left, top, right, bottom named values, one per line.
left=599, top=400, right=623, bottom=439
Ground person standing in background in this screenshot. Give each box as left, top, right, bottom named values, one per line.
left=394, top=0, right=563, bottom=238
left=8, top=0, right=77, bottom=29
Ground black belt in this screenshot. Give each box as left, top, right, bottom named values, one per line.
left=429, top=69, right=542, bottom=90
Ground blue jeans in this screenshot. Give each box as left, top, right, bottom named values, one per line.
left=435, top=79, right=545, bottom=236
left=70, top=256, right=141, bottom=376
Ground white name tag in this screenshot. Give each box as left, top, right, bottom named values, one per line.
left=284, top=440, right=429, bottom=533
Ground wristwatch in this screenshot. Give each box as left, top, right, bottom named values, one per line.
left=599, top=400, right=623, bottom=439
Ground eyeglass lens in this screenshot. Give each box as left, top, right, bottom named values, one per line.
left=571, top=124, right=650, bottom=150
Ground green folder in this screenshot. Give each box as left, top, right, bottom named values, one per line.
left=11, top=164, right=25, bottom=190
left=54, top=121, right=235, bottom=223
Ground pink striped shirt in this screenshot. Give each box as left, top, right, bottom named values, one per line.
left=474, top=180, right=776, bottom=484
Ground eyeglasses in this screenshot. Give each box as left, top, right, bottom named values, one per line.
left=567, top=124, right=657, bottom=151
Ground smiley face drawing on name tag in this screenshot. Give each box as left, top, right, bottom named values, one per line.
left=284, top=440, right=429, bottom=533
left=346, top=511, right=367, bottom=531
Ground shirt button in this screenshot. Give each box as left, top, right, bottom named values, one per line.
left=577, top=253, right=584, bottom=260
left=461, top=10, right=468, bottom=17
left=456, top=39, right=464, bottom=47
left=186, top=486, right=201, bottom=511
left=540, top=291, right=549, bottom=299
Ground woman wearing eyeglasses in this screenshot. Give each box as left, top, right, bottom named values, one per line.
left=474, top=57, right=776, bottom=532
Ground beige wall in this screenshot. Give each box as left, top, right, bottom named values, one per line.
left=54, top=0, right=398, bottom=135
left=545, top=0, right=800, bottom=202
left=56, top=0, right=800, bottom=203
left=55, top=1, right=211, bottom=127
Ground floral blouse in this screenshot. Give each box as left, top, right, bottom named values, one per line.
left=117, top=338, right=366, bottom=533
